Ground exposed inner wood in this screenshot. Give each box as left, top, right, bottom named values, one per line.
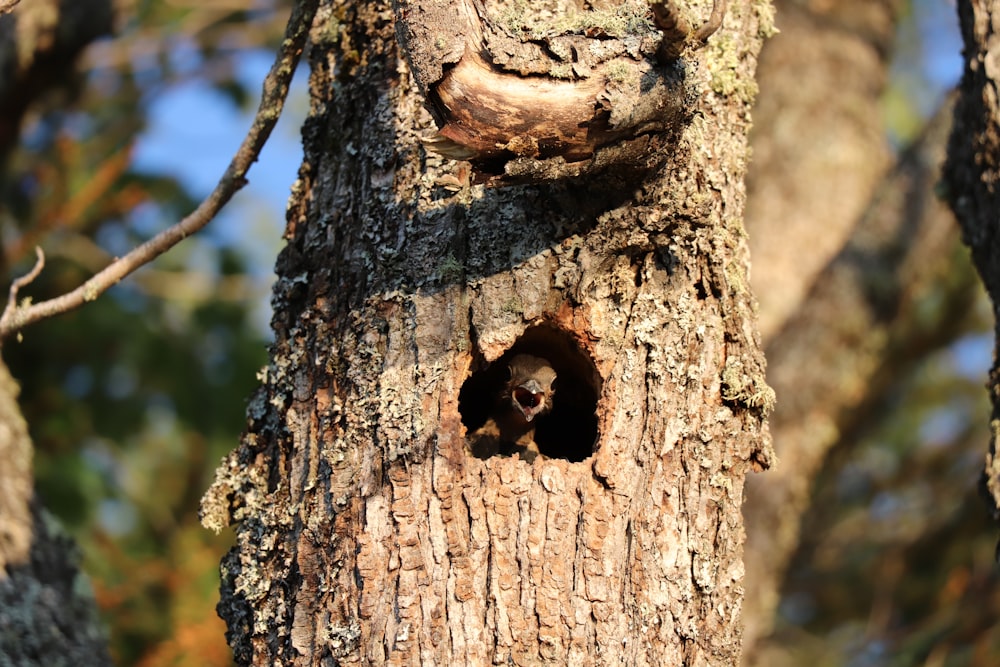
left=434, top=48, right=606, bottom=162
left=394, top=0, right=717, bottom=178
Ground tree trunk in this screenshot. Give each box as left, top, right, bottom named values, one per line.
left=202, top=1, right=774, bottom=664
left=945, top=0, right=1000, bottom=521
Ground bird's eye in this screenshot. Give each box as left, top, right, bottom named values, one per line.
left=514, top=388, right=541, bottom=409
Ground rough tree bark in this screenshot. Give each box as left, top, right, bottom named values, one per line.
left=202, top=0, right=774, bottom=664
left=0, top=366, right=111, bottom=664
left=946, top=0, right=1000, bottom=525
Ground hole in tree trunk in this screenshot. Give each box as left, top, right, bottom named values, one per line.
left=459, top=323, right=600, bottom=462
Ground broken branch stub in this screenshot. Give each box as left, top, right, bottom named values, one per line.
left=393, top=0, right=725, bottom=184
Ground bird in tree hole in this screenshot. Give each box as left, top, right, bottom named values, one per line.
left=469, top=354, right=557, bottom=462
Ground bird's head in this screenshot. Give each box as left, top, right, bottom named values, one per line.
left=507, top=354, right=557, bottom=422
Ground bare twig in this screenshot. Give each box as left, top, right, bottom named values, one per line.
left=1, top=247, right=44, bottom=327
left=651, top=0, right=727, bottom=61
left=0, top=0, right=319, bottom=343
left=692, top=0, right=728, bottom=43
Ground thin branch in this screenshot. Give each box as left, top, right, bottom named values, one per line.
left=650, top=1, right=693, bottom=61
left=0, top=0, right=319, bottom=343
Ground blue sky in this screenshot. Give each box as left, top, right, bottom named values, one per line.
left=132, top=50, right=309, bottom=230
left=130, top=49, right=309, bottom=332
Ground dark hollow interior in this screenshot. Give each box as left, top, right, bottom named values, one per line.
left=458, top=323, right=601, bottom=462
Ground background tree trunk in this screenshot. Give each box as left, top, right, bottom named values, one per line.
left=744, top=0, right=897, bottom=343
left=745, top=100, right=965, bottom=664
left=739, top=2, right=983, bottom=658
left=0, top=2, right=113, bottom=663
left=201, top=0, right=774, bottom=664
left=741, top=6, right=898, bottom=648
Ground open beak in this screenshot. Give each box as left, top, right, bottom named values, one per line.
left=512, top=380, right=545, bottom=421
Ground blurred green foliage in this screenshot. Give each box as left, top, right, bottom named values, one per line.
left=2, top=1, right=294, bottom=664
